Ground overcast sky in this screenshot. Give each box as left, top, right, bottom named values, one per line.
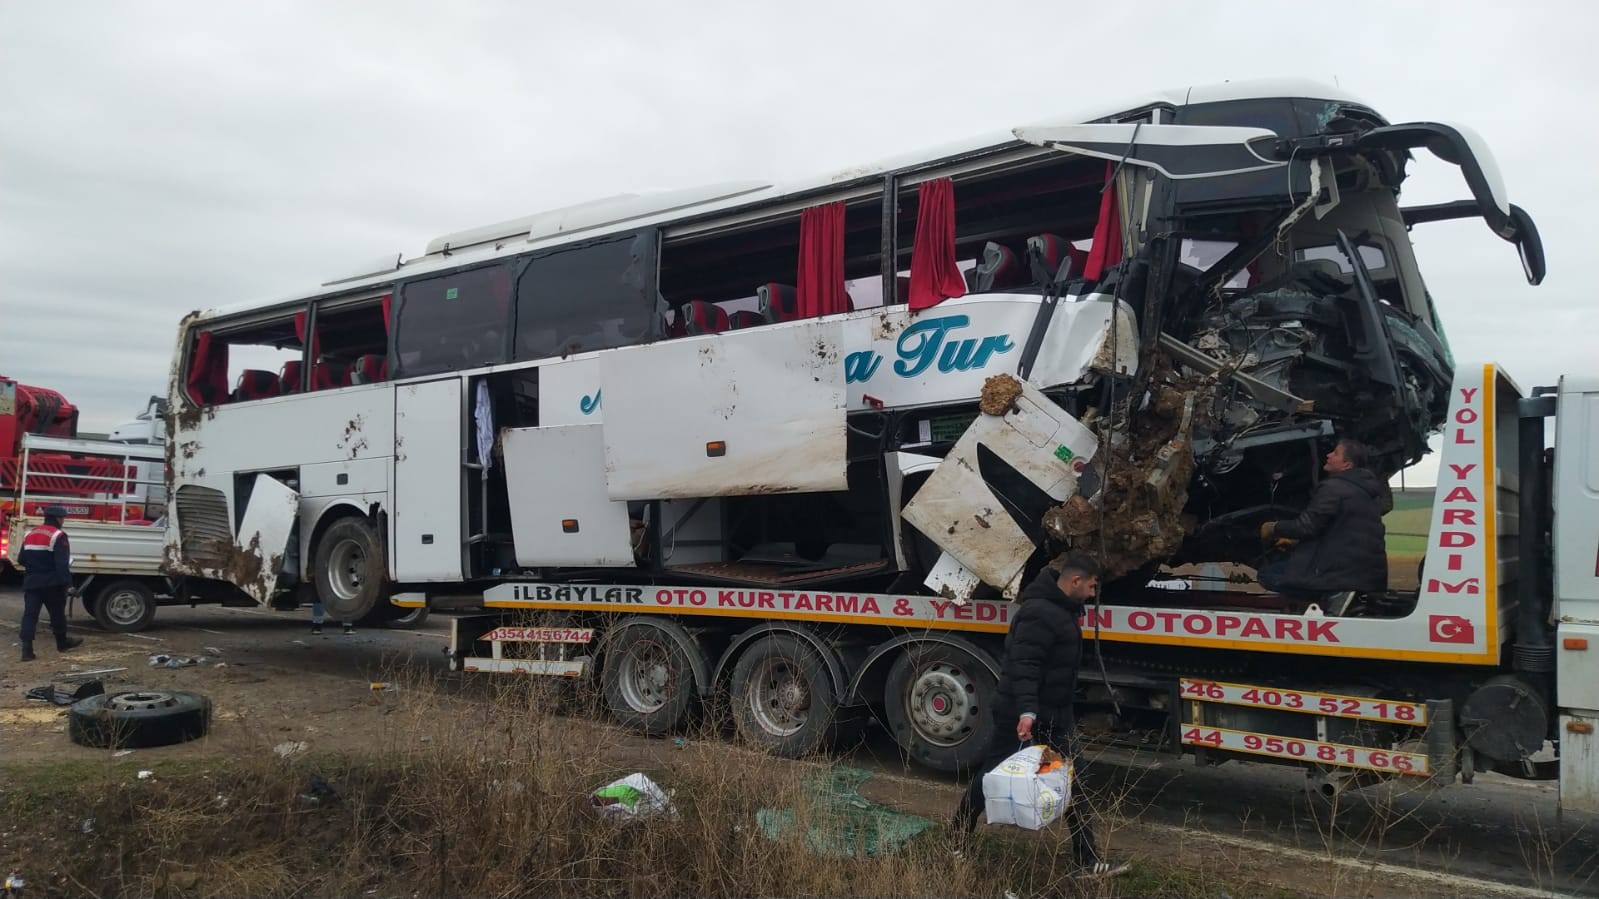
left=2, top=1, right=1593, bottom=483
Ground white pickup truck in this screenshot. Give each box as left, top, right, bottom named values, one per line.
left=5, top=433, right=426, bottom=632
left=3, top=435, right=180, bottom=631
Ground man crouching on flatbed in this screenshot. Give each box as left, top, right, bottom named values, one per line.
left=1258, top=438, right=1389, bottom=608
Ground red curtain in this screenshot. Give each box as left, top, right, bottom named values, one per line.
left=908, top=178, right=966, bottom=310
left=796, top=202, right=849, bottom=318
left=1083, top=162, right=1123, bottom=282
left=380, top=293, right=393, bottom=332
left=184, top=331, right=227, bottom=405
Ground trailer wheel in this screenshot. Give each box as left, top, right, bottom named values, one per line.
left=69, top=690, right=211, bottom=749
left=601, top=622, right=698, bottom=735
left=384, top=605, right=430, bottom=629
left=313, top=517, right=386, bottom=621
left=92, top=579, right=158, bottom=633
left=729, top=635, right=836, bottom=758
left=883, top=642, right=996, bottom=774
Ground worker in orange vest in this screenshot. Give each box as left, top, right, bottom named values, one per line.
left=17, top=506, right=84, bottom=661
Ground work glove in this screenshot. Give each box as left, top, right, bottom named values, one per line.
left=1259, top=521, right=1277, bottom=542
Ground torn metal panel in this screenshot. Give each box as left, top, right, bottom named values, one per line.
left=222, top=475, right=297, bottom=604
left=1158, top=333, right=1310, bottom=414
left=902, top=378, right=1098, bottom=602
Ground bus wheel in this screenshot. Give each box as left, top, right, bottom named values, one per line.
left=883, top=643, right=996, bottom=774
left=601, top=622, right=697, bottom=735
left=313, top=517, right=386, bottom=621
left=92, top=579, right=158, bottom=633
left=729, top=635, right=836, bottom=758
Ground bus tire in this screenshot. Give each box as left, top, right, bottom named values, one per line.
left=313, top=516, right=386, bottom=621
left=69, top=690, right=211, bottom=749
left=601, top=621, right=698, bottom=735
left=883, top=642, right=996, bottom=774
left=729, top=635, right=836, bottom=759
left=92, top=579, right=158, bottom=633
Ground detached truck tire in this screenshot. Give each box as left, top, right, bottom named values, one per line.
left=69, top=690, right=212, bottom=749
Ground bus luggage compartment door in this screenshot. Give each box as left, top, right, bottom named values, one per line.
left=597, top=319, right=847, bottom=500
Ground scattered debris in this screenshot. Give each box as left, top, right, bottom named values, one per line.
left=298, top=774, right=337, bottom=806
left=137, top=770, right=154, bottom=780
left=369, top=682, right=397, bottom=692
left=113, top=750, right=133, bottom=758
left=1043, top=355, right=1215, bottom=579
left=147, top=654, right=206, bottom=668
left=756, top=767, right=931, bottom=857
left=54, top=667, right=126, bottom=682
left=203, top=646, right=224, bottom=656
left=23, top=680, right=104, bottom=707
left=978, top=373, right=1025, bottom=416
left=4, top=872, right=25, bottom=895
left=672, top=737, right=687, bottom=750
left=590, top=773, right=675, bottom=822
left=80, top=818, right=94, bottom=834
left=274, top=741, right=309, bottom=758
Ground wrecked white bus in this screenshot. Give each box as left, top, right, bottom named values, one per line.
left=163, top=79, right=1593, bottom=809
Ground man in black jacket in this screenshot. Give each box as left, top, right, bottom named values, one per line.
left=953, top=553, right=1127, bottom=878
left=1258, top=438, right=1389, bottom=601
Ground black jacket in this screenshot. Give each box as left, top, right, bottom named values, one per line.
left=994, top=568, right=1085, bottom=738
left=1271, top=467, right=1388, bottom=593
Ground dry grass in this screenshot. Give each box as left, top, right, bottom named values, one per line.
left=0, top=668, right=1213, bottom=899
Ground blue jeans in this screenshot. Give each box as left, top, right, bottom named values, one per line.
left=1257, top=560, right=1288, bottom=593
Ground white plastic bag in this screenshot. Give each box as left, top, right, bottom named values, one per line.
left=982, top=745, right=1072, bottom=830
left=589, top=773, right=676, bottom=822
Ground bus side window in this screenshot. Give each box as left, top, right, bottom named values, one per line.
left=394, top=266, right=513, bottom=378
left=310, top=299, right=389, bottom=390
left=514, top=231, right=657, bottom=361
left=183, top=317, right=303, bottom=408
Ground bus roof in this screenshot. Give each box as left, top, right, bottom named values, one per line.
left=195, top=77, right=1369, bottom=325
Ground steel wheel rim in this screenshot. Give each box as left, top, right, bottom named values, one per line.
left=110, top=691, right=176, bottom=711
left=104, top=590, right=147, bottom=625
left=618, top=639, right=673, bottom=714
left=906, top=660, right=979, bottom=747
left=328, top=538, right=366, bottom=602
left=748, top=657, right=809, bottom=738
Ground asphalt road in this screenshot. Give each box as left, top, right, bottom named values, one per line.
left=2, top=587, right=1595, bottom=896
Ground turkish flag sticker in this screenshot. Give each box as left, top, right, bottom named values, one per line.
left=1428, top=615, right=1476, bottom=644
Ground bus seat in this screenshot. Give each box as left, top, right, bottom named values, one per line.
left=681, top=300, right=729, bottom=335
left=279, top=360, right=303, bottom=394
left=663, top=309, right=688, bottom=339
left=232, top=370, right=282, bottom=402
left=1026, top=233, right=1086, bottom=286
left=351, top=355, right=388, bottom=385
left=728, top=310, right=765, bottom=330
left=312, top=359, right=351, bottom=390
left=972, top=242, right=1026, bottom=293
left=757, top=283, right=798, bottom=323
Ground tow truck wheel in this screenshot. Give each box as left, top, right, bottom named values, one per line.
left=313, top=517, right=386, bottom=621
left=92, top=579, right=158, bottom=633
left=883, top=643, right=996, bottom=774
left=601, top=622, right=698, bottom=735
left=729, top=635, right=836, bottom=758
